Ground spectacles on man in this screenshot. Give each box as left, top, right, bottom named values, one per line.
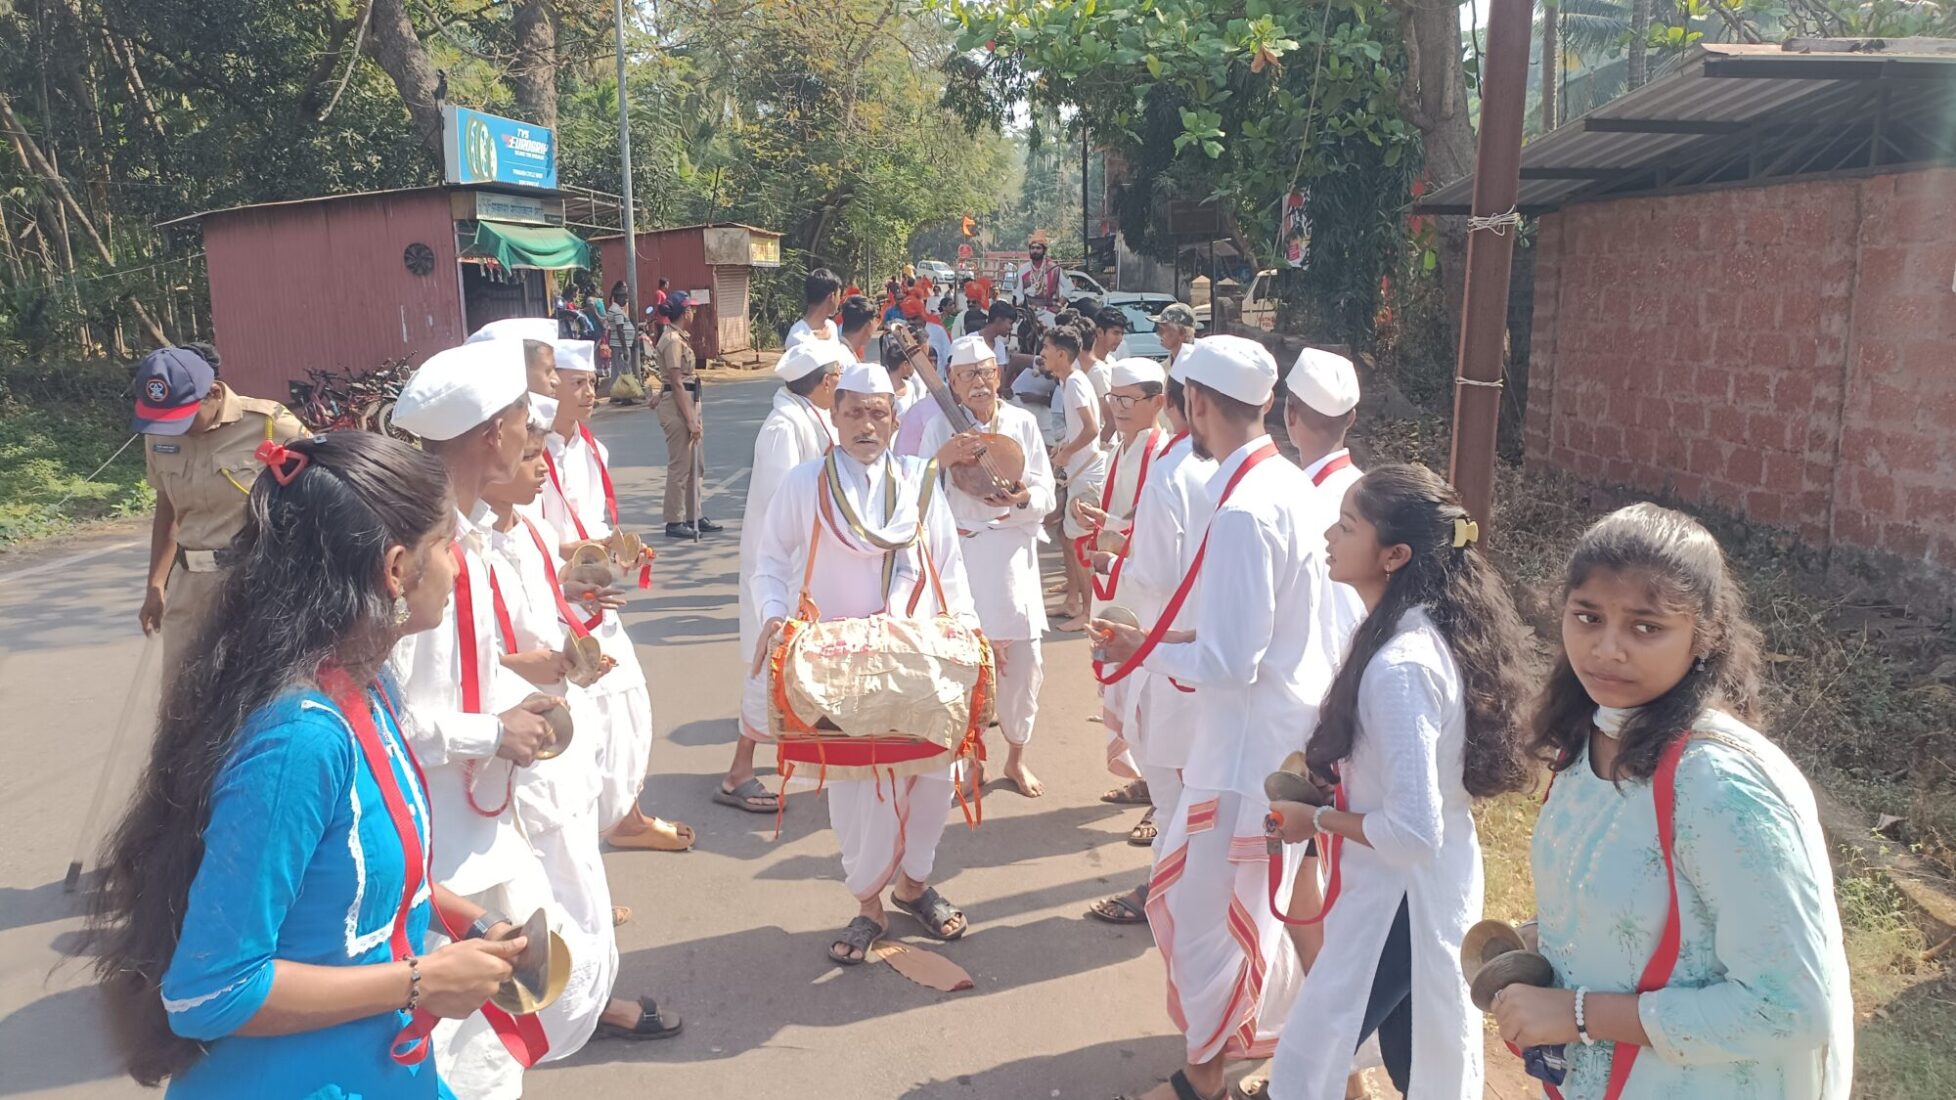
left=952, top=366, right=999, bottom=383
left=1108, top=392, right=1156, bottom=411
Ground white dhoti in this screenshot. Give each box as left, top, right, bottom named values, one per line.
left=1146, top=787, right=1305, bottom=1065
left=592, top=683, right=652, bottom=830
left=1102, top=678, right=1141, bottom=779
left=992, top=638, right=1044, bottom=747
left=431, top=852, right=560, bottom=1100
left=511, top=688, right=618, bottom=1060
left=828, top=766, right=958, bottom=900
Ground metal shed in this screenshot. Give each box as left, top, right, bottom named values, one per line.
left=592, top=223, right=782, bottom=361
left=161, top=184, right=601, bottom=400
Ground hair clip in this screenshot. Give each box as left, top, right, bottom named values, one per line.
left=1451, top=516, right=1480, bottom=549
left=255, top=439, right=310, bottom=486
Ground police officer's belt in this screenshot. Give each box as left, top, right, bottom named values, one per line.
left=176, top=547, right=237, bottom=573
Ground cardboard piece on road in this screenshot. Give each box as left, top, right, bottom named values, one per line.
left=872, top=941, right=975, bottom=992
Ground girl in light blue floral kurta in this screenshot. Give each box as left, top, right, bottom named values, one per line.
left=1495, top=504, right=1852, bottom=1100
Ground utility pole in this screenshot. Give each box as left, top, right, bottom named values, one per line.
left=1445, top=0, right=1534, bottom=530
left=612, top=0, right=639, bottom=370
left=1080, top=128, right=1090, bottom=276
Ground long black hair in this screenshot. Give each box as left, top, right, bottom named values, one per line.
left=1528, top=502, right=1763, bottom=782
left=1306, top=464, right=1535, bottom=798
left=88, top=431, right=450, bottom=1085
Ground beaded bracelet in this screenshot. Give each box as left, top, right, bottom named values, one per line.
left=1575, top=986, right=1594, bottom=1045
left=404, top=955, right=423, bottom=1013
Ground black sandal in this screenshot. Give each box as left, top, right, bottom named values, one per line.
left=713, top=776, right=779, bottom=814
left=891, top=886, right=966, bottom=941
left=594, top=996, right=683, bottom=1041
left=1127, top=806, right=1158, bottom=846
left=1086, top=883, right=1150, bottom=924
left=828, top=915, right=885, bottom=965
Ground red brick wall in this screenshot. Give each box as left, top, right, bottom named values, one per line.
left=1526, top=166, right=1956, bottom=576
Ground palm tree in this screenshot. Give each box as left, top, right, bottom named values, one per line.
left=1628, top=0, right=1652, bottom=88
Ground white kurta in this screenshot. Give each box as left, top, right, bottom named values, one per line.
left=391, top=505, right=552, bottom=1100
left=752, top=449, right=979, bottom=899
left=541, top=424, right=653, bottom=827
left=1300, top=449, right=1366, bottom=666
left=1269, top=609, right=1484, bottom=1100
left=1120, top=433, right=1217, bottom=777
left=786, top=317, right=837, bottom=347
left=737, top=389, right=835, bottom=737
left=484, top=514, right=617, bottom=1060
left=1095, top=428, right=1164, bottom=776
left=1141, top=436, right=1329, bottom=1065
left=917, top=401, right=1056, bottom=746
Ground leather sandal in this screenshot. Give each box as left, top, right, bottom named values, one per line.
left=594, top=996, right=682, bottom=1041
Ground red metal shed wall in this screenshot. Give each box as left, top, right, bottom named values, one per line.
left=202, top=190, right=463, bottom=400
left=1525, top=165, right=1956, bottom=585
left=595, top=230, right=728, bottom=359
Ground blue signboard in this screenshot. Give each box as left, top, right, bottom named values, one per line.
left=442, top=105, right=558, bottom=190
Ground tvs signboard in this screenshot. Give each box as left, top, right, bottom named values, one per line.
left=442, top=106, right=558, bottom=190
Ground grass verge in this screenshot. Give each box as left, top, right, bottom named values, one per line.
left=0, top=390, right=152, bottom=547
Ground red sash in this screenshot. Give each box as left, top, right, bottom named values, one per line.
left=520, top=516, right=599, bottom=636
left=451, top=542, right=512, bottom=818
left=1074, top=429, right=1161, bottom=602
left=544, top=428, right=650, bottom=589
left=1268, top=784, right=1346, bottom=927
left=1310, top=450, right=1353, bottom=487
left=1094, top=441, right=1280, bottom=688
left=315, top=669, right=550, bottom=1071
left=1520, top=734, right=1694, bottom=1100
left=579, top=424, right=620, bottom=529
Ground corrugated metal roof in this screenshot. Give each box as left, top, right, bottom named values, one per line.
left=1417, top=41, right=1956, bottom=213
left=585, top=222, right=785, bottom=241
left=156, top=183, right=571, bottom=228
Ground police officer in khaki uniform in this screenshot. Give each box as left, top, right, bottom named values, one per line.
left=135, top=346, right=305, bottom=672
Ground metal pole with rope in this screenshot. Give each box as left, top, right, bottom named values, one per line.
left=65, top=632, right=159, bottom=892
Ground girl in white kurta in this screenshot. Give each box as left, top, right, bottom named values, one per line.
left=1268, top=464, right=1536, bottom=1100
left=540, top=362, right=695, bottom=852
left=1496, top=503, right=1850, bottom=1099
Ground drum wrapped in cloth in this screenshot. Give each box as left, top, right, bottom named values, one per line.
left=768, top=607, right=995, bottom=784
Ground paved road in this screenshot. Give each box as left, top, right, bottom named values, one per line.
left=0, top=376, right=1188, bottom=1099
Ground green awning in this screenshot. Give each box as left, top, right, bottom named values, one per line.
left=464, top=220, right=591, bottom=271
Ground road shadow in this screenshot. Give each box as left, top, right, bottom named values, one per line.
left=895, top=1035, right=1188, bottom=1099
left=0, top=984, right=124, bottom=1095
left=0, top=878, right=85, bottom=934
left=662, top=717, right=740, bottom=748
left=563, top=908, right=1160, bottom=1070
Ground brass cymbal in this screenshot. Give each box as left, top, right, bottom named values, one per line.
left=1263, top=750, right=1331, bottom=806
left=1468, top=949, right=1554, bottom=1013
left=534, top=702, right=573, bottom=761
left=489, top=908, right=571, bottom=1015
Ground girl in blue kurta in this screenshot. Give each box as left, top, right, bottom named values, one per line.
left=1494, top=504, right=1852, bottom=1099
left=89, top=432, right=528, bottom=1097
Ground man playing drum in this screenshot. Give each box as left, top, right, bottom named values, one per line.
left=751, top=363, right=982, bottom=967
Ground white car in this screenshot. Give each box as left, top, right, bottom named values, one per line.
left=917, top=260, right=956, bottom=283
left=1192, top=269, right=1277, bottom=331
left=1104, top=292, right=1179, bottom=362
left=1067, top=269, right=1108, bottom=299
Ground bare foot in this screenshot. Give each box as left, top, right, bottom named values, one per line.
left=1004, top=747, right=1043, bottom=797
left=1056, top=614, right=1091, bottom=633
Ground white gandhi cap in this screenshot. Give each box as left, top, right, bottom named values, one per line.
left=1287, top=347, right=1360, bottom=416
left=1169, top=335, right=1279, bottom=406
left=527, top=393, right=559, bottom=430
left=1109, top=357, right=1166, bottom=389
left=948, top=333, right=997, bottom=369
left=393, top=342, right=529, bottom=441
left=775, top=340, right=847, bottom=382
left=552, top=341, right=595, bottom=374
left=836, top=362, right=895, bottom=397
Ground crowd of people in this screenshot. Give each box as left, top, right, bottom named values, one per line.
left=88, top=251, right=1855, bottom=1100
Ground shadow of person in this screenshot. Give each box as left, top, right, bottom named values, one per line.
left=560, top=908, right=1158, bottom=1069
left=895, top=1035, right=1188, bottom=1099
left=0, top=984, right=126, bottom=1096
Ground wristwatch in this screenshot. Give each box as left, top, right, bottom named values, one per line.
left=465, top=910, right=511, bottom=940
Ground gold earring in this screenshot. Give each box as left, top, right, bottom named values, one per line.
left=391, top=595, right=410, bottom=626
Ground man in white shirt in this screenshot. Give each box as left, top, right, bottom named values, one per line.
left=784, top=268, right=842, bottom=348
left=751, top=363, right=981, bottom=968
left=1087, top=371, right=1215, bottom=927
left=919, top=334, right=1056, bottom=797
left=1094, top=336, right=1321, bottom=1100
left=540, top=350, right=694, bottom=853
left=719, top=341, right=843, bottom=814
left=1046, top=324, right=1105, bottom=631
left=835, top=293, right=878, bottom=365
left=390, top=341, right=570, bottom=1099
